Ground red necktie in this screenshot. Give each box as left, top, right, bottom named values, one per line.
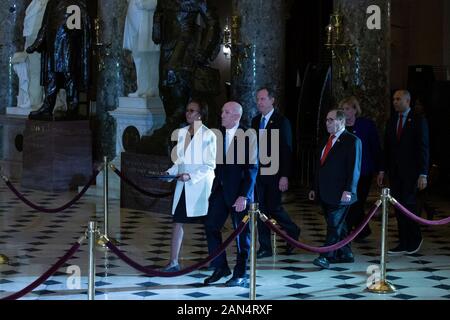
left=397, top=114, right=403, bottom=141
left=320, top=134, right=335, bottom=165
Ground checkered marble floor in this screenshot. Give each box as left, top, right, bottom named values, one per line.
left=1, top=181, right=450, bottom=300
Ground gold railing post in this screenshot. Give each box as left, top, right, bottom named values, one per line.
left=368, top=188, right=396, bottom=293
left=249, top=203, right=258, bottom=300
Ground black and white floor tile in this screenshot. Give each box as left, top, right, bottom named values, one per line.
left=1, top=181, right=450, bottom=300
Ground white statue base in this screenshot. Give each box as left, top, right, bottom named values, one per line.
left=6, top=107, right=32, bottom=116
left=83, top=96, right=165, bottom=200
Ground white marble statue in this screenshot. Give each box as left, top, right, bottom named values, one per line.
left=123, top=0, right=160, bottom=98
left=11, top=0, right=66, bottom=113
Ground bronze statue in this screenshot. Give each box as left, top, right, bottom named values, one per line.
left=148, top=0, right=221, bottom=153
left=26, top=0, right=91, bottom=121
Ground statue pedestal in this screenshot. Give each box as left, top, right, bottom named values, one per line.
left=22, top=120, right=93, bottom=192
left=88, top=96, right=166, bottom=200
left=6, top=107, right=33, bottom=117
left=0, top=115, right=28, bottom=180
left=120, top=152, right=174, bottom=214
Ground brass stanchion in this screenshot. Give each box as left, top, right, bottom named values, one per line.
left=270, top=219, right=277, bottom=258
left=0, top=172, right=10, bottom=265
left=0, top=254, right=9, bottom=265
left=97, top=157, right=119, bottom=247
left=368, top=188, right=396, bottom=293
left=88, top=221, right=97, bottom=300
left=249, top=203, right=258, bottom=300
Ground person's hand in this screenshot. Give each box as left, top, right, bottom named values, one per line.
left=26, top=46, right=35, bottom=54
left=308, top=190, right=315, bottom=201
left=417, top=176, right=427, bottom=191
left=177, top=173, right=191, bottom=182
left=341, top=191, right=352, bottom=203
left=377, top=172, right=384, bottom=187
left=232, top=196, right=247, bottom=213
left=279, top=177, right=289, bottom=192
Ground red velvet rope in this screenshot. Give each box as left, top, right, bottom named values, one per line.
left=1, top=242, right=81, bottom=300
left=3, top=170, right=100, bottom=213
left=264, top=201, right=381, bottom=254
left=105, top=218, right=249, bottom=277
left=111, top=167, right=174, bottom=198
left=391, top=197, right=450, bottom=226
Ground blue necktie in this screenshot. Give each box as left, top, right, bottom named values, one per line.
left=259, top=116, right=266, bottom=129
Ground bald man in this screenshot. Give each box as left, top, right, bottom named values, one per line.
left=378, top=90, right=430, bottom=255
left=204, top=101, right=258, bottom=287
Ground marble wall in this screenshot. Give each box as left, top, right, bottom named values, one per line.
left=231, top=0, right=286, bottom=126
left=332, top=0, right=391, bottom=125
left=95, top=0, right=135, bottom=161
left=0, top=0, right=30, bottom=113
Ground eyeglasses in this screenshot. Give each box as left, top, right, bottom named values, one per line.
left=186, top=109, right=199, bottom=114
left=326, top=118, right=337, bottom=123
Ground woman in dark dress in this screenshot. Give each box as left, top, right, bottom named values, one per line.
left=340, top=96, right=382, bottom=241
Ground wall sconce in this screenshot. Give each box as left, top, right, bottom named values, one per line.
left=222, top=18, right=232, bottom=59
left=324, top=11, right=356, bottom=81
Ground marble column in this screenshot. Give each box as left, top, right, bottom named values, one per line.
left=230, top=0, right=286, bottom=126
left=0, top=0, right=29, bottom=113
left=332, top=0, right=391, bottom=124
left=95, top=0, right=135, bottom=161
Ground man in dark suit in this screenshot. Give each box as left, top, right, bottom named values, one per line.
left=309, top=109, right=362, bottom=269
left=251, top=87, right=300, bottom=258
left=204, top=101, right=258, bottom=287
left=377, top=90, right=429, bottom=255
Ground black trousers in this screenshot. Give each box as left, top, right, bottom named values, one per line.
left=256, top=175, right=300, bottom=252
left=320, top=202, right=352, bottom=260
left=345, top=174, right=373, bottom=234
left=204, top=186, right=250, bottom=278
left=390, top=173, right=422, bottom=250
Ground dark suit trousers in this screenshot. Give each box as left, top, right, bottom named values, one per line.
left=256, top=175, right=300, bottom=252
left=345, top=174, right=373, bottom=233
left=390, top=173, right=422, bottom=249
left=204, top=186, right=250, bottom=278
left=320, top=203, right=352, bottom=259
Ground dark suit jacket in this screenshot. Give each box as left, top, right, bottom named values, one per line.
left=211, top=126, right=258, bottom=206
left=251, top=109, right=293, bottom=177
left=314, top=130, right=362, bottom=206
left=350, top=117, right=381, bottom=176
left=381, top=111, right=429, bottom=179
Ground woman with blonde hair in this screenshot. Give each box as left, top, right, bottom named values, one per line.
left=339, top=96, right=381, bottom=242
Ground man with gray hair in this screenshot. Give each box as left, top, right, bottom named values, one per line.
left=203, top=101, right=258, bottom=287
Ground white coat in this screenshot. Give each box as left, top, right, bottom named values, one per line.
left=166, top=124, right=216, bottom=217
left=123, top=0, right=159, bottom=52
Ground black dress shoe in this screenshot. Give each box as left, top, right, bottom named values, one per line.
left=329, top=254, right=355, bottom=264
left=283, top=244, right=295, bottom=255
left=256, top=250, right=272, bottom=259
left=406, top=238, right=423, bottom=254
left=354, top=227, right=372, bottom=242
left=387, top=245, right=407, bottom=255
left=203, top=267, right=231, bottom=285
left=312, top=257, right=330, bottom=269
left=225, top=276, right=248, bottom=287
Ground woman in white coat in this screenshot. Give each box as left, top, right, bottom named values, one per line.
left=162, top=100, right=216, bottom=271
